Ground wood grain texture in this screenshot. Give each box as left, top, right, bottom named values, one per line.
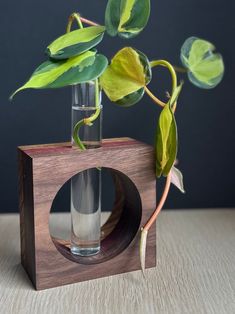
left=18, top=151, right=36, bottom=284
left=0, top=210, right=234, bottom=314
left=18, top=138, right=157, bottom=290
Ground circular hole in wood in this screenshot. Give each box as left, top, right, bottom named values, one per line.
left=49, top=168, right=115, bottom=240
left=49, top=167, right=142, bottom=265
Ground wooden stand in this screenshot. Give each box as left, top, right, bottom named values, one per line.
left=18, top=138, right=156, bottom=290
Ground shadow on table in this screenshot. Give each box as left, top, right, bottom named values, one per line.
left=11, top=263, right=34, bottom=291
left=0, top=227, right=34, bottom=291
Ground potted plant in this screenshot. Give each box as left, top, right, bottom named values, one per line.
left=10, top=1, right=224, bottom=270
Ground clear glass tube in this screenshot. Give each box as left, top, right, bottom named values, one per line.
left=70, top=81, right=102, bottom=256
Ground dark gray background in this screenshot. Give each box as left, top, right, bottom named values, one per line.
left=0, top=0, right=234, bottom=212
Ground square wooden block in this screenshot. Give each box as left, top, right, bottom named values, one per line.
left=18, top=138, right=156, bottom=290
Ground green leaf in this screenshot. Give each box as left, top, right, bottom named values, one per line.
left=171, top=166, right=185, bottom=193
left=137, top=49, right=152, bottom=83
left=155, top=104, right=178, bottom=177
left=10, top=51, right=108, bottom=98
left=181, top=37, right=224, bottom=89
left=105, top=0, right=150, bottom=39
left=46, top=26, right=105, bottom=60
left=100, top=47, right=151, bottom=104
left=115, top=88, right=144, bottom=107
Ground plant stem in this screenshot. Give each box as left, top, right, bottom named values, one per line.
left=145, top=60, right=178, bottom=109
left=66, top=12, right=84, bottom=32
left=144, top=86, right=165, bottom=108
left=80, top=17, right=99, bottom=26
left=84, top=79, right=101, bottom=125
left=72, top=80, right=101, bottom=150
left=66, top=15, right=101, bottom=150
left=66, top=13, right=85, bottom=150
left=141, top=61, right=178, bottom=248
left=150, top=60, right=177, bottom=94
left=142, top=173, right=172, bottom=232
left=72, top=120, right=86, bottom=150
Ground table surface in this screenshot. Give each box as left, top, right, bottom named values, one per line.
left=0, top=210, right=235, bottom=314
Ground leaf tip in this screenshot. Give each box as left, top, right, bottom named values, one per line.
left=9, top=89, right=18, bottom=101
left=140, top=228, right=148, bottom=274
left=9, top=94, right=14, bottom=102
left=171, top=166, right=186, bottom=194
left=45, top=47, right=51, bottom=57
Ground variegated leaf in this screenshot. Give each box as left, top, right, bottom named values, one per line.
left=115, top=88, right=145, bottom=107
left=46, top=26, right=105, bottom=60
left=10, top=51, right=108, bottom=98
left=181, top=37, right=224, bottom=89
left=105, top=0, right=150, bottom=39
left=100, top=47, right=151, bottom=105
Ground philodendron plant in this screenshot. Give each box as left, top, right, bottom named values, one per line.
left=11, top=1, right=224, bottom=271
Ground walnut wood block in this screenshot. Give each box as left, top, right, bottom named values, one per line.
left=18, top=137, right=156, bottom=290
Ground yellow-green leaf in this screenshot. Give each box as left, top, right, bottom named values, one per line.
left=46, top=26, right=105, bottom=60
left=100, top=47, right=151, bottom=102
left=155, top=104, right=178, bottom=177
left=181, top=37, right=224, bottom=89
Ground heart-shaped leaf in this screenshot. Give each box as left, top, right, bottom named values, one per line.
left=181, top=37, right=224, bottom=89
left=100, top=47, right=151, bottom=105
left=10, top=51, right=108, bottom=98
left=46, top=26, right=105, bottom=60
left=171, top=166, right=185, bottom=193
left=105, top=0, right=150, bottom=39
left=155, top=104, right=178, bottom=177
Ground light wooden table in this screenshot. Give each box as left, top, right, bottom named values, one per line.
left=0, top=210, right=234, bottom=314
